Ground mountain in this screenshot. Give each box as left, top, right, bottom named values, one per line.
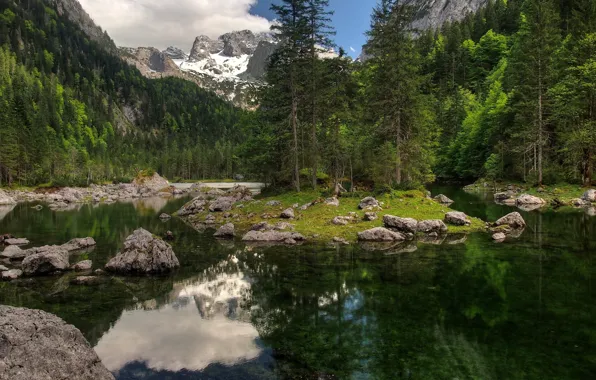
left=404, top=0, right=488, bottom=30
left=120, top=30, right=276, bottom=109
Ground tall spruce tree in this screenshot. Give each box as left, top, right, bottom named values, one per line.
left=509, top=0, right=560, bottom=184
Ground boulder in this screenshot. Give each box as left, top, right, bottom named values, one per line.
left=332, top=216, right=350, bottom=226
left=159, top=213, right=172, bottom=220
left=61, top=237, right=96, bottom=252
left=280, top=208, right=295, bottom=219
left=214, top=223, right=235, bottom=238
left=495, top=212, right=526, bottom=229
left=72, top=260, right=92, bottom=271
left=265, top=200, right=282, bottom=207
left=0, top=306, right=115, bottom=380
left=572, top=198, right=591, bottom=207
left=434, top=194, right=454, bottom=204
left=3, top=238, right=29, bottom=246
left=444, top=211, right=471, bottom=226
left=383, top=215, right=418, bottom=234
left=1, top=245, right=26, bottom=259
left=364, top=212, right=378, bottom=221
left=105, top=228, right=180, bottom=274
left=1, top=269, right=22, bottom=280
left=357, top=227, right=406, bottom=242
left=209, top=197, right=235, bottom=212
left=227, top=185, right=253, bottom=201
left=494, top=192, right=515, bottom=202
left=177, top=197, right=207, bottom=216
left=582, top=189, right=596, bottom=202
left=250, top=221, right=272, bottom=231
left=274, top=222, right=294, bottom=231
left=242, top=230, right=306, bottom=244
left=492, top=232, right=506, bottom=241
left=21, top=247, right=69, bottom=276
left=417, top=220, right=448, bottom=234
left=58, top=188, right=84, bottom=203
left=0, top=265, right=7, bottom=271
left=358, top=197, right=379, bottom=210
left=325, top=197, right=340, bottom=207
left=516, top=194, right=546, bottom=205
left=0, top=190, right=16, bottom=205
left=132, top=172, right=169, bottom=193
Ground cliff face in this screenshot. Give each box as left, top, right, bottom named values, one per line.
left=51, top=0, right=117, bottom=53
left=404, top=0, right=489, bottom=30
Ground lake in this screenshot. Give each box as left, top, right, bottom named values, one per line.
left=0, top=187, right=595, bottom=379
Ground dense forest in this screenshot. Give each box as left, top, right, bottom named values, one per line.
left=1, top=0, right=595, bottom=190
left=0, top=0, right=242, bottom=186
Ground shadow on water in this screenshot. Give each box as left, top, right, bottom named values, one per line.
left=0, top=189, right=595, bottom=380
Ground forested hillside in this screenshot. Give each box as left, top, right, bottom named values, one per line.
left=1, top=0, right=595, bottom=190
left=0, top=0, right=242, bottom=186
left=244, top=0, right=596, bottom=190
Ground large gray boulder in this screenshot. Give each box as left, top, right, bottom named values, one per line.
left=105, top=228, right=179, bottom=274
left=516, top=194, right=546, bottom=205
left=280, top=208, right=295, bottom=219
left=582, top=189, right=596, bottom=202
left=0, top=306, right=115, bottom=380
left=383, top=215, right=418, bottom=234
left=1, top=245, right=26, bottom=259
left=1, top=269, right=22, bottom=281
left=434, top=194, right=454, bottom=204
left=417, top=220, right=448, bottom=234
left=444, top=211, right=471, bottom=226
left=209, top=197, right=235, bottom=212
left=214, top=223, right=235, bottom=238
left=21, top=247, right=69, bottom=276
left=0, top=190, right=16, bottom=205
left=495, top=212, right=526, bottom=229
left=358, top=197, right=379, bottom=210
left=177, top=197, right=207, bottom=216
left=358, top=227, right=406, bottom=242
left=132, top=172, right=169, bottom=193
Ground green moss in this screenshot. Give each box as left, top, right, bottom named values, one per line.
left=186, top=190, right=486, bottom=243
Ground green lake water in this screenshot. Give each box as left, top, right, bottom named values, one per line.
left=0, top=188, right=595, bottom=379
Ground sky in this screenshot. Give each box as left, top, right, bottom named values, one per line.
left=78, top=0, right=376, bottom=59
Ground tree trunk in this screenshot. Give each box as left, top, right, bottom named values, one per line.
left=291, top=88, right=300, bottom=193
left=537, top=61, right=544, bottom=185
left=395, top=112, right=402, bottom=185
left=584, top=149, right=593, bottom=187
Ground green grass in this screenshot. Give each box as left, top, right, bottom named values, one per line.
left=185, top=190, right=486, bottom=243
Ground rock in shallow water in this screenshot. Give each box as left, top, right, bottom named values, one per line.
left=582, top=189, right=596, bottom=202
left=383, top=215, right=418, bottom=234
left=416, top=220, right=448, bottom=234
left=0, top=305, right=115, bottom=380
left=1, top=269, right=22, bottom=280
left=242, top=230, right=306, bottom=244
left=3, top=238, right=29, bottom=246
left=444, top=211, right=471, bottom=226
left=1, top=245, right=26, bottom=259
left=516, top=194, right=546, bottom=205
left=72, top=260, right=92, bottom=271
left=105, top=228, right=180, bottom=275
left=495, top=212, right=526, bottom=229
left=214, top=223, right=235, bottom=238
left=22, top=247, right=70, bottom=276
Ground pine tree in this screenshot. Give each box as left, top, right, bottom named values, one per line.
left=509, top=0, right=561, bottom=184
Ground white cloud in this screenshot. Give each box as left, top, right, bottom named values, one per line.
left=349, top=46, right=356, bottom=53
left=79, top=0, right=272, bottom=51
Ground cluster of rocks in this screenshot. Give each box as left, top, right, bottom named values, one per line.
left=490, top=212, right=527, bottom=242
left=3, top=173, right=191, bottom=209
left=571, top=189, right=596, bottom=209
left=241, top=221, right=304, bottom=245
left=176, top=185, right=253, bottom=217
left=358, top=214, right=455, bottom=242
left=1, top=237, right=97, bottom=280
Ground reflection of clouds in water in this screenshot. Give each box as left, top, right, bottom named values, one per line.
left=0, top=205, right=15, bottom=221
left=95, top=270, right=260, bottom=372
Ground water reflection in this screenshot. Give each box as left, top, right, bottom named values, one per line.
left=96, top=258, right=261, bottom=374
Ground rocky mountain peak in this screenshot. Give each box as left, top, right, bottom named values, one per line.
left=403, top=0, right=489, bottom=30
left=163, top=46, right=188, bottom=60
left=189, top=35, right=224, bottom=61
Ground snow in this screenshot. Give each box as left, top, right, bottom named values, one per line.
left=174, top=51, right=250, bottom=82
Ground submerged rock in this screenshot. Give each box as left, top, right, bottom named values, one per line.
left=214, top=223, right=235, bottom=238
left=0, top=305, right=115, bottom=380
left=71, top=276, right=104, bottom=285
left=358, top=197, right=379, bottom=210
left=434, top=194, right=454, bottom=204
left=383, top=215, right=418, bottom=234
left=61, top=237, right=96, bottom=252
left=444, top=211, right=471, bottom=226
left=358, top=227, right=406, bottom=242
left=105, top=228, right=180, bottom=274
left=492, top=232, right=507, bottom=241
left=495, top=212, right=526, bottom=229
left=21, top=247, right=69, bottom=276
left=159, top=213, right=172, bottom=220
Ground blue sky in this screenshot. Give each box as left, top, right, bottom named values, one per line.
left=250, top=0, right=377, bottom=58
